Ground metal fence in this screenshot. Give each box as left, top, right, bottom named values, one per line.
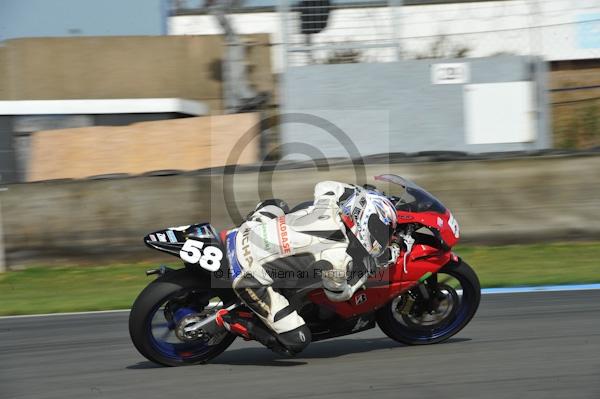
left=277, top=0, right=402, bottom=67
left=169, top=1, right=600, bottom=70
left=271, top=0, right=600, bottom=68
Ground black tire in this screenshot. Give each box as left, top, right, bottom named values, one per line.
left=129, top=269, right=237, bottom=366
left=376, top=259, right=481, bottom=345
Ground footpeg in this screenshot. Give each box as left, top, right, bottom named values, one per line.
left=145, top=265, right=174, bottom=276
left=215, top=309, right=293, bottom=355
left=216, top=309, right=252, bottom=339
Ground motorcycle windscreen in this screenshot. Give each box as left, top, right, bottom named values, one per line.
left=374, top=174, right=447, bottom=214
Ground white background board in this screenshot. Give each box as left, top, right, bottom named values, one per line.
left=463, top=81, right=536, bottom=145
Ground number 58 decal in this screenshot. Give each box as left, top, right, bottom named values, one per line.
left=179, top=239, right=223, bottom=271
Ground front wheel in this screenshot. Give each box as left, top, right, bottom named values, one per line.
left=376, top=259, right=480, bottom=345
left=129, top=269, right=237, bottom=366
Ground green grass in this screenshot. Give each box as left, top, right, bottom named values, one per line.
left=0, top=262, right=166, bottom=316
left=1, top=242, right=599, bottom=316
left=457, top=242, right=600, bottom=287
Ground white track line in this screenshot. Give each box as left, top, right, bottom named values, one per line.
left=481, top=283, right=600, bottom=295
left=0, top=309, right=130, bottom=319
left=1, top=283, right=600, bottom=320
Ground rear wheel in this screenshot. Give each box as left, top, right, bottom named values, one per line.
left=376, top=259, right=480, bottom=345
left=129, top=269, right=237, bottom=366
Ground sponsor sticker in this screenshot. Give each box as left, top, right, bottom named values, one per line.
left=352, top=317, right=370, bottom=332
left=355, top=293, right=368, bottom=305
left=240, top=227, right=254, bottom=266
left=166, top=230, right=177, bottom=243
left=299, top=331, right=306, bottom=342
left=149, top=234, right=157, bottom=242
left=259, top=223, right=272, bottom=251
left=192, top=226, right=214, bottom=239
left=352, top=206, right=362, bottom=220
left=448, top=213, right=460, bottom=238
left=277, top=216, right=292, bottom=255
left=226, top=230, right=242, bottom=279
left=156, top=233, right=168, bottom=242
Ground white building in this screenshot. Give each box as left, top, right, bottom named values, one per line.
left=169, top=0, right=600, bottom=72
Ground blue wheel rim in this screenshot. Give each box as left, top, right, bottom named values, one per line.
left=146, top=292, right=226, bottom=360
left=392, top=271, right=474, bottom=342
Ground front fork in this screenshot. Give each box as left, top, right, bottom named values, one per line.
left=399, top=273, right=447, bottom=316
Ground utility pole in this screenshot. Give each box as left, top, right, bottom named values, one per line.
left=390, top=0, right=404, bottom=61
left=0, top=187, right=7, bottom=273
left=207, top=0, right=263, bottom=113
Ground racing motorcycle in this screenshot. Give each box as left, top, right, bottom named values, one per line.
left=129, top=174, right=481, bottom=366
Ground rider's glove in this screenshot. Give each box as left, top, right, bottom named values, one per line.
left=323, top=269, right=369, bottom=302
left=324, top=284, right=354, bottom=302
left=376, top=243, right=401, bottom=267
left=388, top=243, right=401, bottom=266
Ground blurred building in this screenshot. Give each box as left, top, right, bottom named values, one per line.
left=0, top=0, right=277, bottom=184
left=171, top=0, right=600, bottom=157
left=0, top=0, right=598, bottom=181
left=0, top=35, right=272, bottom=183
left=0, top=99, right=209, bottom=182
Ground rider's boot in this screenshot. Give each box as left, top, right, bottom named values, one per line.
left=215, top=309, right=297, bottom=357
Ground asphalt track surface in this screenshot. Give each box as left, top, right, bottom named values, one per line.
left=1, top=290, right=599, bottom=399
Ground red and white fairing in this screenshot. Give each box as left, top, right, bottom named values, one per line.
left=309, top=174, right=462, bottom=319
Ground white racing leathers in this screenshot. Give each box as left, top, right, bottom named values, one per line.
left=226, top=181, right=374, bottom=353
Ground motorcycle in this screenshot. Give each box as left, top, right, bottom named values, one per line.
left=129, top=174, right=481, bottom=366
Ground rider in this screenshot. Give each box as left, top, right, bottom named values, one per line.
left=216, top=181, right=399, bottom=356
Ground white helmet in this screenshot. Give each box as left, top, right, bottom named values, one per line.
left=342, top=188, right=397, bottom=257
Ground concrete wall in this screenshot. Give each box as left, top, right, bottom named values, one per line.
left=0, top=36, right=274, bottom=113
left=2, top=153, right=599, bottom=266
left=27, top=113, right=260, bottom=181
